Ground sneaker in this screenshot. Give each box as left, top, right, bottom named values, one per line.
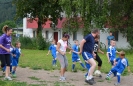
left=114, top=82, right=120, bottom=86
left=85, top=78, right=94, bottom=85
left=99, top=75, right=102, bottom=78
left=59, top=76, right=66, bottom=81
left=4, top=76, right=12, bottom=80
left=12, top=73, right=17, bottom=78
left=105, top=77, right=111, bottom=80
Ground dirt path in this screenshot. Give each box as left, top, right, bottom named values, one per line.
left=0, top=67, right=133, bottom=86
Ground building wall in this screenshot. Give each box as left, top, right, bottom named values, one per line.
left=100, top=29, right=129, bottom=49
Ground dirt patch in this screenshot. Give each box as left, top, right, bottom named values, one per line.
left=0, top=67, right=132, bottom=86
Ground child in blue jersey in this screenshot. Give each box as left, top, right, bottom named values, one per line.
left=106, top=51, right=130, bottom=86
left=106, top=40, right=119, bottom=67
left=71, top=40, right=85, bottom=71
left=47, top=39, right=57, bottom=66
left=11, top=42, right=21, bottom=77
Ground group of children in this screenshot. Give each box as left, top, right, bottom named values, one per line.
left=2, top=42, right=21, bottom=78
left=47, top=36, right=130, bottom=85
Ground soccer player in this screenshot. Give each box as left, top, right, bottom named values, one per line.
left=106, top=40, right=119, bottom=68
left=79, top=29, right=99, bottom=85
left=47, top=39, right=57, bottom=66
left=94, top=35, right=104, bottom=77
left=71, top=40, right=85, bottom=71
left=56, top=33, right=72, bottom=81
left=106, top=51, right=130, bottom=86
left=11, top=42, right=21, bottom=77
left=106, top=31, right=115, bottom=47
left=0, top=25, right=13, bottom=80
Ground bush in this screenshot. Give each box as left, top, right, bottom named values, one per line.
left=15, top=35, right=50, bottom=50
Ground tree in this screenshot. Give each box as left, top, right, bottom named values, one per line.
left=13, top=0, right=62, bottom=36
left=0, top=20, right=16, bottom=35
left=60, top=0, right=108, bottom=35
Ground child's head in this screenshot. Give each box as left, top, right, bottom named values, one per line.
left=62, top=33, right=70, bottom=41
left=51, top=39, right=55, bottom=44
left=110, top=40, right=116, bottom=47
left=109, top=31, right=113, bottom=36
left=95, top=35, right=99, bottom=42
left=15, top=42, right=21, bottom=48
left=119, top=51, right=125, bottom=58
left=74, top=40, right=79, bottom=45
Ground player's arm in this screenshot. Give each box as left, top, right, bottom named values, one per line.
left=106, top=52, right=110, bottom=63
left=56, top=42, right=65, bottom=55
left=127, top=66, right=131, bottom=73
left=79, top=39, right=86, bottom=54
left=47, top=50, right=51, bottom=55
left=97, top=42, right=104, bottom=54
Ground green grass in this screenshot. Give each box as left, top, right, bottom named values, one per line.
left=19, top=49, right=133, bottom=73
left=0, top=49, right=133, bottom=86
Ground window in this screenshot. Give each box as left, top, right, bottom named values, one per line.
left=73, top=32, right=77, bottom=40
left=113, top=31, right=119, bottom=41
left=45, top=31, right=49, bottom=39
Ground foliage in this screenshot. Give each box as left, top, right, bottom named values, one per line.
left=13, top=0, right=62, bottom=36
left=0, top=20, right=16, bottom=35
left=59, top=0, right=108, bottom=34
left=18, top=36, right=50, bottom=50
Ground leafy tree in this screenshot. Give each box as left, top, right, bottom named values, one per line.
left=0, top=20, right=16, bottom=35
left=13, top=0, right=62, bottom=36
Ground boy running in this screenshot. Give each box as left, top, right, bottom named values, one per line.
left=71, top=40, right=85, bottom=71
left=106, top=51, right=130, bottom=86
left=106, top=40, right=119, bottom=67
left=11, top=42, right=21, bottom=77
left=47, top=39, right=57, bottom=66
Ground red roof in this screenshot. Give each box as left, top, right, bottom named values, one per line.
left=27, top=18, right=66, bottom=29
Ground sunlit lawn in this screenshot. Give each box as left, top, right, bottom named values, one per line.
left=0, top=49, right=132, bottom=86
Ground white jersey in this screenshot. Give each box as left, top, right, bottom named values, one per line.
left=57, top=39, right=67, bottom=53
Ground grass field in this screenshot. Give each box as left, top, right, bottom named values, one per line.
left=0, top=49, right=133, bottom=86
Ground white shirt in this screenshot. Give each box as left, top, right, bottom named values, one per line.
left=57, top=39, right=67, bottom=52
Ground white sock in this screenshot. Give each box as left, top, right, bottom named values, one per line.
left=86, top=75, right=93, bottom=80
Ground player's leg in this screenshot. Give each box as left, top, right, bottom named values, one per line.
left=52, top=54, right=57, bottom=66
left=57, top=53, right=66, bottom=81
left=5, top=54, right=12, bottom=80
left=95, top=54, right=102, bottom=71
left=72, top=62, right=76, bottom=71
left=78, top=58, right=85, bottom=68
left=106, top=68, right=116, bottom=80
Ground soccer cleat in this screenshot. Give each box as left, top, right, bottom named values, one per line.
left=85, top=78, right=94, bottom=85
left=4, top=76, right=12, bottom=80
left=114, top=82, right=120, bottom=86
left=105, top=77, right=111, bottom=80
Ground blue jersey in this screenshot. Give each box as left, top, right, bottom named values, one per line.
left=83, top=34, right=95, bottom=53
left=72, top=44, right=79, bottom=57
left=107, top=35, right=115, bottom=46
left=49, top=44, right=56, bottom=55
left=112, top=58, right=128, bottom=74
left=107, top=46, right=116, bottom=61
left=12, top=48, right=21, bottom=59
left=116, top=57, right=129, bottom=67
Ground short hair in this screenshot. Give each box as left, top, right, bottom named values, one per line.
left=109, top=31, right=113, bottom=33
left=95, top=35, right=100, bottom=39
left=119, top=50, right=125, bottom=56
left=91, top=29, right=99, bottom=34
left=15, top=41, right=20, bottom=46
left=74, top=40, right=78, bottom=43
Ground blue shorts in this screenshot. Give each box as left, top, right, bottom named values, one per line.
left=111, top=67, right=124, bottom=75
left=12, top=58, right=19, bottom=66
left=85, top=62, right=90, bottom=70
left=82, top=52, right=93, bottom=60
left=72, top=56, right=80, bottom=62
left=52, top=54, right=56, bottom=59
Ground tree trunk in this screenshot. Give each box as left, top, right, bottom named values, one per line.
left=37, top=19, right=42, bottom=37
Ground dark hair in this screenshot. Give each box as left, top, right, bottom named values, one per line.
left=110, top=31, right=112, bottom=33
left=95, top=35, right=100, bottom=39
left=91, top=29, right=99, bottom=34
left=2, top=25, right=12, bottom=33
left=63, top=33, right=70, bottom=39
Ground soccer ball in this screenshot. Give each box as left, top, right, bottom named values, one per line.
left=94, top=70, right=101, bottom=77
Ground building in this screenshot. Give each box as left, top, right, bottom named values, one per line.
left=23, top=18, right=130, bottom=49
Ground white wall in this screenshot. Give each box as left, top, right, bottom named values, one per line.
left=100, top=29, right=129, bottom=49
left=23, top=18, right=34, bottom=37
